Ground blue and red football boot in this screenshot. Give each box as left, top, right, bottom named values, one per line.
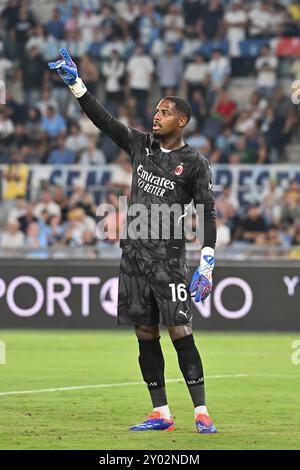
left=128, top=411, right=174, bottom=431
left=195, top=413, right=217, bottom=434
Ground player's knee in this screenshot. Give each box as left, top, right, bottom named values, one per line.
left=167, top=325, right=192, bottom=342
left=135, top=325, right=160, bottom=341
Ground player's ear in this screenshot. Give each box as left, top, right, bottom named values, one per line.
left=178, top=116, right=187, bottom=129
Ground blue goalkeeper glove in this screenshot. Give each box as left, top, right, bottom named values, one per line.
left=189, top=248, right=215, bottom=302
left=48, top=48, right=87, bottom=98
left=48, top=48, right=78, bottom=84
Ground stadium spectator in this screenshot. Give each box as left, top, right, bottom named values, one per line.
left=163, top=4, right=185, bottom=44
left=65, top=122, right=89, bottom=154
left=0, top=108, right=14, bottom=143
left=183, top=53, right=210, bottom=101
left=65, top=207, right=96, bottom=246
left=0, top=219, right=25, bottom=248
left=25, top=25, right=46, bottom=55
left=33, top=190, right=61, bottom=219
left=246, top=91, right=268, bottom=121
left=215, top=185, right=239, bottom=219
left=27, top=107, right=44, bottom=143
left=261, top=105, right=287, bottom=162
left=46, top=7, right=65, bottom=40
left=108, top=157, right=132, bottom=197
left=255, top=46, right=278, bottom=98
left=285, top=179, right=300, bottom=202
left=102, top=49, right=125, bottom=108
left=78, top=7, right=100, bottom=43
left=1, top=151, right=28, bottom=201
left=280, top=191, right=300, bottom=229
left=0, top=45, right=13, bottom=82
left=207, top=48, right=231, bottom=100
left=213, top=126, right=237, bottom=163
left=239, top=204, right=269, bottom=244
left=64, top=5, right=80, bottom=35
left=6, top=67, right=25, bottom=106
left=78, top=108, right=99, bottom=137
left=182, top=0, right=202, bottom=29
left=211, top=88, right=237, bottom=126
left=1, top=0, right=19, bottom=33
left=8, top=194, right=27, bottom=221
left=41, top=105, right=66, bottom=138
left=26, top=220, right=48, bottom=250
left=18, top=202, right=38, bottom=234
left=47, top=214, right=64, bottom=246
left=189, top=89, right=207, bottom=130
left=216, top=216, right=231, bottom=248
left=156, top=43, right=183, bottom=96
left=81, top=229, right=98, bottom=247
left=14, top=4, right=36, bottom=55
left=117, top=0, right=140, bottom=25
left=79, top=136, right=106, bottom=166
left=47, top=135, right=76, bottom=164
left=36, top=88, right=58, bottom=117
left=21, top=45, right=47, bottom=106
left=52, top=184, right=69, bottom=222
left=248, top=1, right=273, bottom=38
left=186, top=130, right=211, bottom=156
left=137, top=3, right=162, bottom=46
left=224, top=0, right=247, bottom=58
left=126, top=45, right=154, bottom=121
left=234, top=109, right=256, bottom=135
left=259, top=177, right=283, bottom=224
left=200, top=0, right=224, bottom=41
left=272, top=86, right=297, bottom=147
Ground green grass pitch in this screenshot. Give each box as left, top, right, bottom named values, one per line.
left=0, top=330, right=299, bottom=450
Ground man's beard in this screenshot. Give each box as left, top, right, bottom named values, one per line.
left=152, top=131, right=163, bottom=140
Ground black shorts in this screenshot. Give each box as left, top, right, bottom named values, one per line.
left=117, top=250, right=192, bottom=327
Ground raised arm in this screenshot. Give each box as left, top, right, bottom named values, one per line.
left=48, top=48, right=144, bottom=157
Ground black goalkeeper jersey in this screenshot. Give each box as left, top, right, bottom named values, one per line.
left=78, top=91, right=216, bottom=260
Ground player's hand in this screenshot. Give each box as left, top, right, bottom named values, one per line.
left=48, top=48, right=78, bottom=85
left=189, top=251, right=215, bottom=302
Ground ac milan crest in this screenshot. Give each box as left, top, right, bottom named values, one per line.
left=175, top=163, right=184, bottom=176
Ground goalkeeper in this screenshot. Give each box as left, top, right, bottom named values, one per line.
left=48, top=49, right=217, bottom=434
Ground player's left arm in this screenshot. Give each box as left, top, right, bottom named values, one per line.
left=189, top=157, right=217, bottom=302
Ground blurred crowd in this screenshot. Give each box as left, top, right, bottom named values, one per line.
left=0, top=180, right=129, bottom=255
left=0, top=0, right=299, bottom=167
left=215, top=178, right=300, bottom=254
left=2, top=173, right=300, bottom=258
left=1, top=0, right=300, bottom=256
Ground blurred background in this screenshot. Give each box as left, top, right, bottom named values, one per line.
left=0, top=0, right=300, bottom=329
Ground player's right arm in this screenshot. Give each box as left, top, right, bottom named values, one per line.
left=48, top=48, right=143, bottom=158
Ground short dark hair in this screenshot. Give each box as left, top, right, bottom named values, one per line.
left=164, top=96, right=192, bottom=124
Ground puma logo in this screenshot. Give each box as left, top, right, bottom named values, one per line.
left=179, top=310, right=189, bottom=319
left=177, top=204, right=189, bottom=226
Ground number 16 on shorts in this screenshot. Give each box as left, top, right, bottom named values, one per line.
left=169, top=283, right=188, bottom=302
